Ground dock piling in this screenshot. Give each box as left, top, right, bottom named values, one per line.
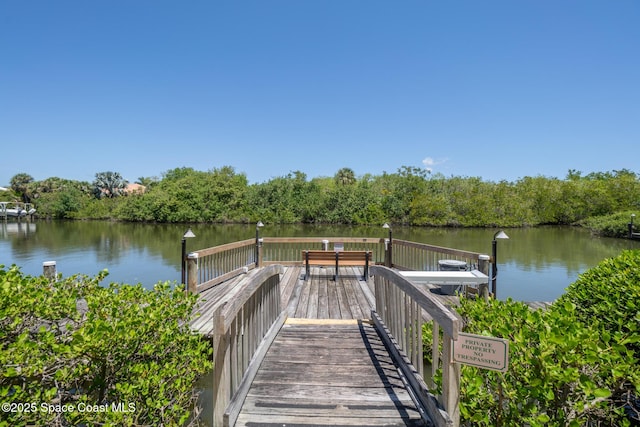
left=43, top=261, right=57, bottom=281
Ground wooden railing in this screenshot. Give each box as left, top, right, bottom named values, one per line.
left=211, top=265, right=286, bottom=427
left=187, top=239, right=256, bottom=293
left=370, top=265, right=461, bottom=427
left=261, top=236, right=385, bottom=265
left=187, top=236, right=491, bottom=296
left=392, top=239, right=486, bottom=271
left=187, top=237, right=386, bottom=293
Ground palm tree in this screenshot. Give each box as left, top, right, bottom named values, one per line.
left=334, top=167, right=356, bottom=186
left=136, top=176, right=158, bottom=188
left=93, top=171, right=128, bottom=198
left=10, top=173, right=34, bottom=202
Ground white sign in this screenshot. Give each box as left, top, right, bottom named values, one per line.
left=453, top=332, right=509, bottom=372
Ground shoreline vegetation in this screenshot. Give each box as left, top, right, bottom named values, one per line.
left=2, top=248, right=639, bottom=426
left=4, top=167, right=639, bottom=238
left=3, top=167, right=639, bottom=425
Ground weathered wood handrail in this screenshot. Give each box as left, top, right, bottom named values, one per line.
left=392, top=239, right=486, bottom=271
left=187, top=239, right=256, bottom=293
left=187, top=237, right=385, bottom=293
left=188, top=236, right=491, bottom=296
left=261, top=236, right=385, bottom=265
left=370, top=265, right=461, bottom=427
left=212, top=265, right=286, bottom=427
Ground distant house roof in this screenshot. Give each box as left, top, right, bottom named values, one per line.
left=0, top=186, right=8, bottom=192
left=124, top=183, right=146, bottom=194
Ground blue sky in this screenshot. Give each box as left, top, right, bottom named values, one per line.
left=1, top=1, right=639, bottom=187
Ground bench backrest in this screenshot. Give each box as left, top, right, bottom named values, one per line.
left=302, top=250, right=338, bottom=261
left=337, top=251, right=370, bottom=261
left=302, top=250, right=370, bottom=261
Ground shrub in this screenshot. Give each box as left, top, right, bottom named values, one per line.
left=0, top=266, right=212, bottom=427
left=579, top=211, right=637, bottom=238
left=557, top=249, right=640, bottom=359
left=455, top=251, right=640, bottom=426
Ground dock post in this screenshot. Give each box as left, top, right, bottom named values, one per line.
left=478, top=254, right=490, bottom=300
left=257, top=238, right=264, bottom=268
left=442, top=333, right=461, bottom=427
left=43, top=261, right=57, bottom=281
left=187, top=253, right=198, bottom=294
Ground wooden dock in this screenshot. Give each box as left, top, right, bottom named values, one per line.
left=236, top=319, right=425, bottom=426
left=190, top=265, right=461, bottom=336
left=185, top=237, right=515, bottom=426
left=190, top=265, right=466, bottom=426
left=184, top=236, right=561, bottom=426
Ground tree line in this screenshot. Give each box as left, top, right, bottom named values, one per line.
left=4, top=167, right=640, bottom=228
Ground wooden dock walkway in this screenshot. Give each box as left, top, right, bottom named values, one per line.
left=235, top=319, right=425, bottom=426
left=192, top=265, right=465, bottom=426
left=185, top=235, right=555, bottom=426
left=190, top=265, right=461, bottom=336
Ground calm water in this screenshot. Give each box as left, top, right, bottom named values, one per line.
left=2, top=220, right=639, bottom=302
left=4, top=220, right=640, bottom=426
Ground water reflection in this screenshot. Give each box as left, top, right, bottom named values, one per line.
left=1, top=221, right=638, bottom=301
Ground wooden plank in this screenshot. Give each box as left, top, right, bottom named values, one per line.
left=236, top=412, right=425, bottom=427
left=327, top=279, right=341, bottom=319
left=342, top=275, right=365, bottom=319
left=286, top=273, right=304, bottom=318
left=265, top=237, right=382, bottom=245
left=335, top=274, right=353, bottom=319
left=357, top=273, right=377, bottom=310
left=294, top=276, right=311, bottom=318
left=236, top=322, right=426, bottom=426
left=306, top=273, right=319, bottom=318
left=279, top=265, right=298, bottom=308
left=393, top=239, right=482, bottom=260
left=197, top=265, right=254, bottom=294
left=302, top=251, right=371, bottom=281
left=239, top=397, right=422, bottom=419
left=189, top=273, right=248, bottom=335
left=348, top=269, right=374, bottom=316
left=317, top=276, right=329, bottom=318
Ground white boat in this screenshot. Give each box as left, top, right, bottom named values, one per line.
left=0, top=202, right=36, bottom=218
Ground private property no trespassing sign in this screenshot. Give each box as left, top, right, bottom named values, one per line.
left=453, top=332, right=509, bottom=372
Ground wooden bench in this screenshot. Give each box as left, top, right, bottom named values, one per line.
left=302, top=250, right=371, bottom=281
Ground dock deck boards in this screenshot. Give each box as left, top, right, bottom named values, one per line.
left=189, top=269, right=257, bottom=335
left=190, top=266, right=465, bottom=335
left=191, top=265, right=552, bottom=426
left=235, top=321, right=426, bottom=426
left=287, top=266, right=375, bottom=320
left=190, top=265, right=549, bottom=334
